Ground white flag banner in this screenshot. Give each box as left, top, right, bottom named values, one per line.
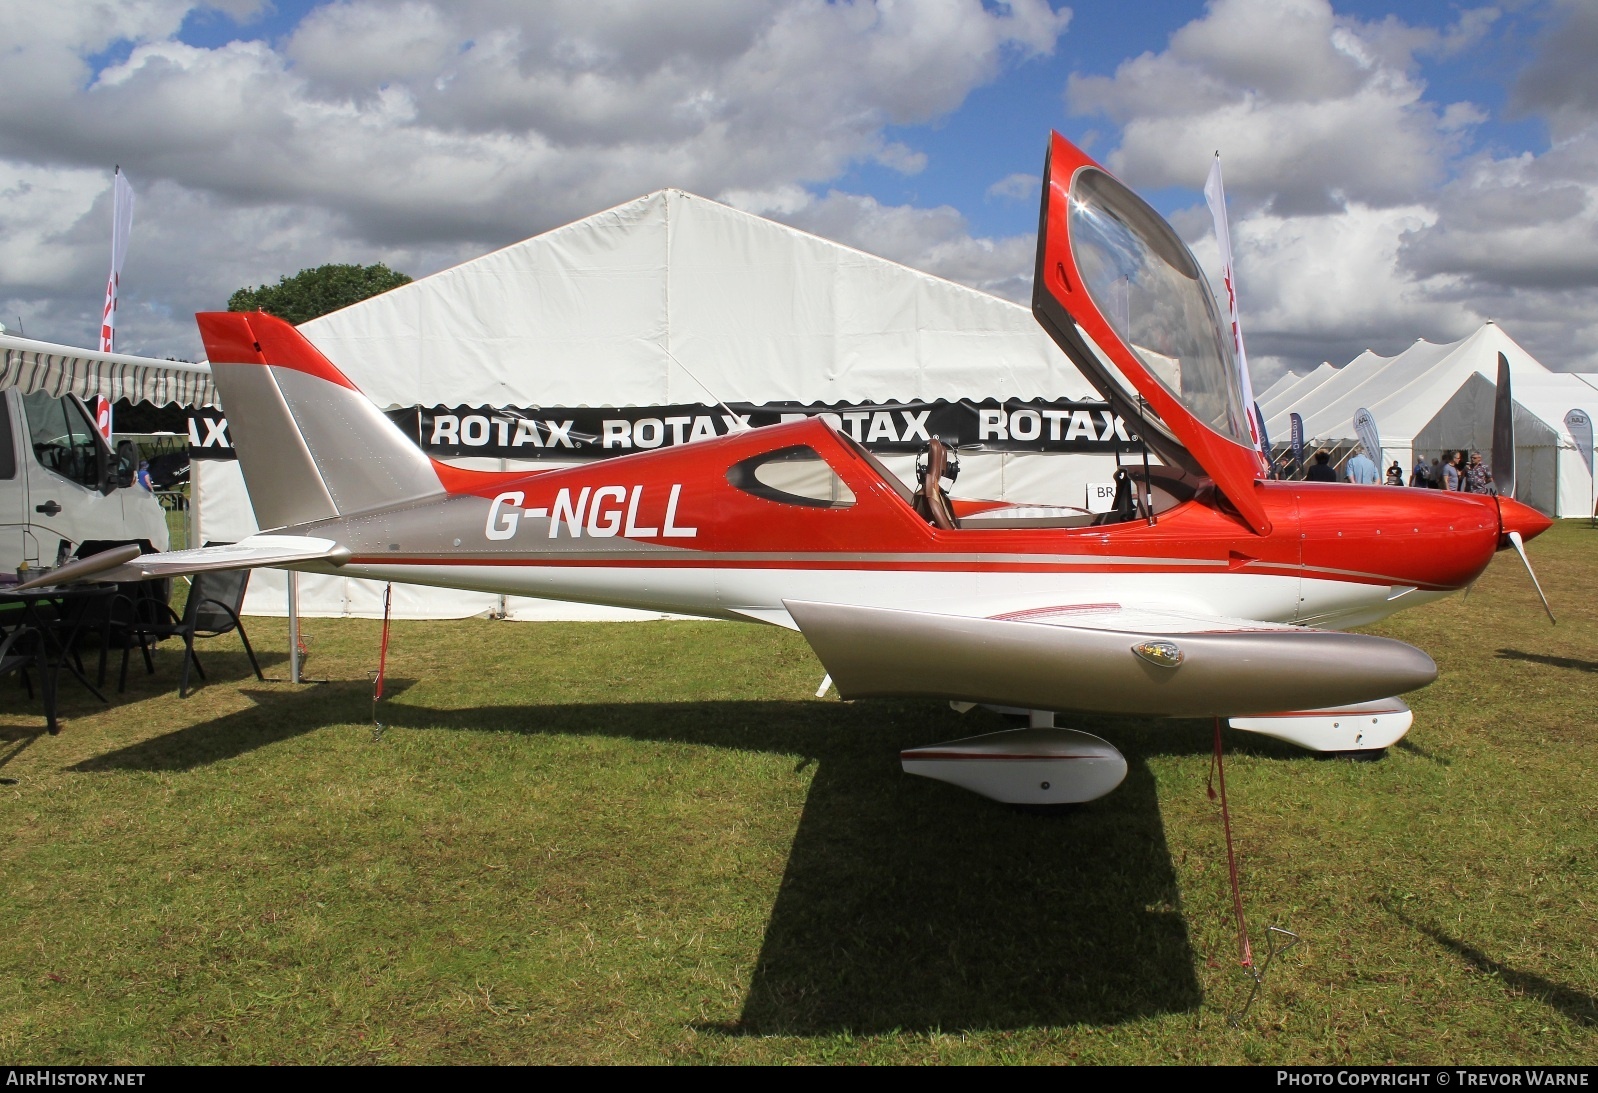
left=1353, top=407, right=1382, bottom=469
left=1566, top=408, right=1593, bottom=474
left=1204, top=154, right=1263, bottom=464
left=95, top=168, right=134, bottom=439
left=1569, top=408, right=1595, bottom=520
left=99, top=168, right=135, bottom=355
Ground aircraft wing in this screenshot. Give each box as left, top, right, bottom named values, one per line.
left=783, top=599, right=1436, bottom=719
left=19, top=535, right=350, bottom=590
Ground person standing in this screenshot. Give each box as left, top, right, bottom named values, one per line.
left=1442, top=451, right=1463, bottom=491
left=1346, top=446, right=1380, bottom=485
left=1465, top=451, right=1494, bottom=494
left=1305, top=449, right=1338, bottom=482
left=1411, top=457, right=1430, bottom=487
left=1386, top=461, right=1403, bottom=485
left=1430, top=458, right=1444, bottom=488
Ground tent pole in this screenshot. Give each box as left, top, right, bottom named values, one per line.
left=287, top=571, right=301, bottom=684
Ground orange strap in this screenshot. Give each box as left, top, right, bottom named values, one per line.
left=1208, top=716, right=1254, bottom=969
left=374, top=583, right=393, bottom=702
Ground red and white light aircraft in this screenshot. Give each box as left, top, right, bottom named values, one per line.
left=49, top=133, right=1553, bottom=805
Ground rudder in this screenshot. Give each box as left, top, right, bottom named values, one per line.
left=197, top=311, right=443, bottom=530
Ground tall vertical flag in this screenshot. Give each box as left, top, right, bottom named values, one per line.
left=1565, top=408, right=1594, bottom=522
left=95, top=166, right=135, bottom=440
left=1204, top=152, right=1266, bottom=475
left=1353, top=407, right=1382, bottom=470
left=1289, top=412, right=1305, bottom=472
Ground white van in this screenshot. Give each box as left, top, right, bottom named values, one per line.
left=0, top=388, right=169, bottom=572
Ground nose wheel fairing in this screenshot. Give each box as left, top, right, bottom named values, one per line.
left=1229, top=698, right=1413, bottom=753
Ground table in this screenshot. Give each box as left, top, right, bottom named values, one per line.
left=0, top=584, right=122, bottom=712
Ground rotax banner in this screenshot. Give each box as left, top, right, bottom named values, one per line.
left=192, top=398, right=1136, bottom=461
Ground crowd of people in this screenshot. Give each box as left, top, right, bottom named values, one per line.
left=1296, top=448, right=1494, bottom=490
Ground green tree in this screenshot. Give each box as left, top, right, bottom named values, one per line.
left=227, top=262, right=412, bottom=325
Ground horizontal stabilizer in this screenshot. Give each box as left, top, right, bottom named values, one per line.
left=784, top=599, right=1436, bottom=718
left=57, top=536, right=351, bottom=585
left=15, top=544, right=143, bottom=590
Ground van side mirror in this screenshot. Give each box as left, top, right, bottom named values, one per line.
left=113, top=440, right=138, bottom=491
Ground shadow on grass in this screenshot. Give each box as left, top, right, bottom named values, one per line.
left=1395, top=738, right=1451, bottom=766
left=71, top=677, right=410, bottom=772
left=1496, top=649, right=1598, bottom=674
left=75, top=686, right=1213, bottom=1032
left=115, top=644, right=295, bottom=689
left=0, top=731, right=38, bottom=775
left=1394, top=910, right=1598, bottom=1028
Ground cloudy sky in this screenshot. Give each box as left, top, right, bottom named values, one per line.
left=2, top=0, right=1594, bottom=386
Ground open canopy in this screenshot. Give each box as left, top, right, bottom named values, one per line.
left=0, top=332, right=215, bottom=408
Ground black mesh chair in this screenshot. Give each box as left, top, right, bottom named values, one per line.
left=71, top=540, right=167, bottom=688
left=121, top=567, right=263, bottom=698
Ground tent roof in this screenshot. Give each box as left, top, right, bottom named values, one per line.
left=298, top=189, right=1093, bottom=410
left=1258, top=361, right=1335, bottom=421
left=1254, top=369, right=1302, bottom=410
left=1264, top=323, right=1551, bottom=448
left=0, top=333, right=214, bottom=407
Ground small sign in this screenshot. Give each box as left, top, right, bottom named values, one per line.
left=1086, top=481, right=1116, bottom=514
left=188, top=408, right=234, bottom=459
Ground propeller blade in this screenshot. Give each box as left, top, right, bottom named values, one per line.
left=1506, top=530, right=1555, bottom=624
left=1493, top=352, right=1516, bottom=499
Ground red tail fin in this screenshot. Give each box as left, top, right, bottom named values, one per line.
left=196, top=311, right=441, bottom=529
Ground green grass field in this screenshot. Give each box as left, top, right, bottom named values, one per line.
left=0, top=522, right=1594, bottom=1064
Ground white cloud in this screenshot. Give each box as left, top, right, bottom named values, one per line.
left=766, top=189, right=1036, bottom=302
left=1070, top=0, right=1598, bottom=375
left=1068, top=0, right=1465, bottom=214
left=985, top=172, right=1036, bottom=201
left=0, top=0, right=1070, bottom=350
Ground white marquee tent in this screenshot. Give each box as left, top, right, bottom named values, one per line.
left=1263, top=324, right=1552, bottom=486
left=198, top=189, right=1113, bottom=620
left=1415, top=372, right=1597, bottom=519
left=1262, top=323, right=1598, bottom=516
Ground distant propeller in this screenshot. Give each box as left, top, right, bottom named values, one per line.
left=1491, top=352, right=1555, bottom=623
left=1492, top=352, right=1516, bottom=500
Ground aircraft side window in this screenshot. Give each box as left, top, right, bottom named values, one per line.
left=21, top=392, right=99, bottom=490
left=727, top=446, right=856, bottom=509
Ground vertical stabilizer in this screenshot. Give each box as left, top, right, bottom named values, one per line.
left=197, top=311, right=443, bottom=530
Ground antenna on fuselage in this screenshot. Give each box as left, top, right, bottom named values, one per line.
left=658, top=345, right=751, bottom=432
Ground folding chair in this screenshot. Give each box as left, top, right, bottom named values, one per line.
left=121, top=567, right=264, bottom=698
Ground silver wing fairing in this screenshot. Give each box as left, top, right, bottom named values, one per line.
left=785, top=599, right=1435, bottom=718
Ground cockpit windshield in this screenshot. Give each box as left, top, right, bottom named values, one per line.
left=1068, top=167, right=1253, bottom=447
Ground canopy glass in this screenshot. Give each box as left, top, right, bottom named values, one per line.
left=1068, top=167, right=1252, bottom=447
